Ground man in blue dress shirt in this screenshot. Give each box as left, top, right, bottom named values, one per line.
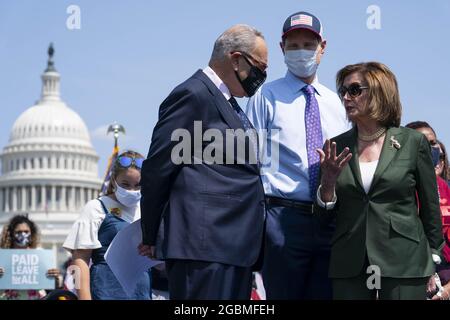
left=246, top=11, right=351, bottom=299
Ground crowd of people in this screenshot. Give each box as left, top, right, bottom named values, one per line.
left=0, top=9, right=449, bottom=300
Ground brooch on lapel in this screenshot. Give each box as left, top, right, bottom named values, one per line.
left=110, top=207, right=122, bottom=217
left=390, top=136, right=401, bottom=150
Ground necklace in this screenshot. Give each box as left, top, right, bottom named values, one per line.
left=358, top=127, right=387, bottom=142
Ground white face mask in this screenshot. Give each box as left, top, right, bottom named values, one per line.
left=284, top=48, right=319, bottom=78
left=114, top=182, right=141, bottom=208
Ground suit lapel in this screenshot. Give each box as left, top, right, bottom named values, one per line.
left=192, top=70, right=244, bottom=131
left=346, top=128, right=365, bottom=193
left=192, top=70, right=259, bottom=172
left=368, top=127, right=404, bottom=194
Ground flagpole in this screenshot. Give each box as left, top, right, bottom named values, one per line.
left=108, top=123, right=125, bottom=153
left=99, top=123, right=126, bottom=195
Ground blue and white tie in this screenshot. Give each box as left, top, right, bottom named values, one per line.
left=228, top=97, right=259, bottom=164
left=302, top=84, right=323, bottom=199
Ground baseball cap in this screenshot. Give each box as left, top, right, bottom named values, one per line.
left=282, top=11, right=323, bottom=41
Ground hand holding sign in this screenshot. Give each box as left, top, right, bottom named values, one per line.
left=0, top=249, right=56, bottom=290
left=46, top=268, right=60, bottom=278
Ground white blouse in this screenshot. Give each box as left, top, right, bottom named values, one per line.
left=63, top=196, right=141, bottom=251
left=316, top=160, right=379, bottom=209
left=359, top=160, right=379, bottom=194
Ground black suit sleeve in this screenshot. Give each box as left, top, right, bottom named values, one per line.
left=140, top=86, right=202, bottom=245
left=416, top=134, right=445, bottom=255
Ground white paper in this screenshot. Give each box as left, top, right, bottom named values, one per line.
left=105, top=219, right=162, bottom=298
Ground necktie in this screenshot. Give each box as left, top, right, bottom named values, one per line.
left=228, top=97, right=259, bottom=164
left=228, top=97, right=254, bottom=131
left=302, top=84, right=323, bottom=199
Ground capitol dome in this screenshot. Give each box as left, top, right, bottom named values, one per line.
left=7, top=47, right=94, bottom=150
left=10, top=101, right=92, bottom=147
left=0, top=44, right=102, bottom=262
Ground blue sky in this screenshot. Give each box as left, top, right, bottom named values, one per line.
left=1, top=0, right=449, bottom=175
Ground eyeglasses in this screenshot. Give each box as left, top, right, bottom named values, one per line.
left=237, top=51, right=268, bottom=72
left=116, top=156, right=144, bottom=169
left=338, top=83, right=369, bottom=99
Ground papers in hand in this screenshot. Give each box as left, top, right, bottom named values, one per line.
left=105, top=219, right=162, bottom=298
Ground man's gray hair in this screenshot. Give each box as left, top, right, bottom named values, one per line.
left=210, top=24, right=264, bottom=62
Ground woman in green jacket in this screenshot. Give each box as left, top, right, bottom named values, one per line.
left=316, top=62, right=444, bottom=300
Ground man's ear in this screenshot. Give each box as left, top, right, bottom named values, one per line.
left=279, top=41, right=285, bottom=55
left=229, top=52, right=241, bottom=70
left=319, top=39, right=327, bottom=54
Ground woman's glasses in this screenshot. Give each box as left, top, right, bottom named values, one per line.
left=116, top=156, right=144, bottom=169
left=338, top=83, right=369, bottom=100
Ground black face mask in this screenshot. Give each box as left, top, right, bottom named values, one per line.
left=234, top=53, right=267, bottom=97
left=431, top=145, right=441, bottom=167
left=13, top=231, right=31, bottom=247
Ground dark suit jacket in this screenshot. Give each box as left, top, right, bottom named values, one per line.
left=140, top=70, right=266, bottom=267
left=315, top=126, right=444, bottom=278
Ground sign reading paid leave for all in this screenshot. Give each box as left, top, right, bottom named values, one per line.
left=0, top=249, right=55, bottom=290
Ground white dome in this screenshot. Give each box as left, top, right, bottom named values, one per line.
left=0, top=44, right=102, bottom=268
left=0, top=44, right=100, bottom=179
left=9, top=100, right=92, bottom=147
left=8, top=64, right=93, bottom=149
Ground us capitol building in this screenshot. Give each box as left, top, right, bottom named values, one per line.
left=0, top=45, right=102, bottom=264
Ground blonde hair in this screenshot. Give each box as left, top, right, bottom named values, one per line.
left=336, top=62, right=402, bottom=127
left=106, top=150, right=144, bottom=195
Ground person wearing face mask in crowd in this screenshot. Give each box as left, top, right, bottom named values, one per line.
left=138, top=24, right=268, bottom=300
left=63, top=150, right=152, bottom=300
left=432, top=140, right=450, bottom=299
left=0, top=215, right=61, bottom=300
left=405, top=122, right=442, bottom=166
left=436, top=140, right=449, bottom=186
left=405, top=122, right=450, bottom=299
left=245, top=11, right=350, bottom=299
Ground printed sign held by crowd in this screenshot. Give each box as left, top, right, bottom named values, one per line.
left=0, top=249, right=55, bottom=290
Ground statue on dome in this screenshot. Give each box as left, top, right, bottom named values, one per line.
left=46, top=43, right=56, bottom=72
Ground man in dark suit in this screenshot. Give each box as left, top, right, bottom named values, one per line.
left=138, top=24, right=268, bottom=299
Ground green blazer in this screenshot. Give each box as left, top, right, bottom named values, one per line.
left=315, top=126, right=444, bottom=278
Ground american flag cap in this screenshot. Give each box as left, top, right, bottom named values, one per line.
left=282, top=11, right=323, bottom=41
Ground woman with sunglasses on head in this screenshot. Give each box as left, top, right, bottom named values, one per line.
left=315, top=62, right=444, bottom=300
left=0, top=215, right=61, bottom=300
left=63, top=150, right=152, bottom=300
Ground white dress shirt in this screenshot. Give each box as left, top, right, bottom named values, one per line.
left=202, top=66, right=231, bottom=100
